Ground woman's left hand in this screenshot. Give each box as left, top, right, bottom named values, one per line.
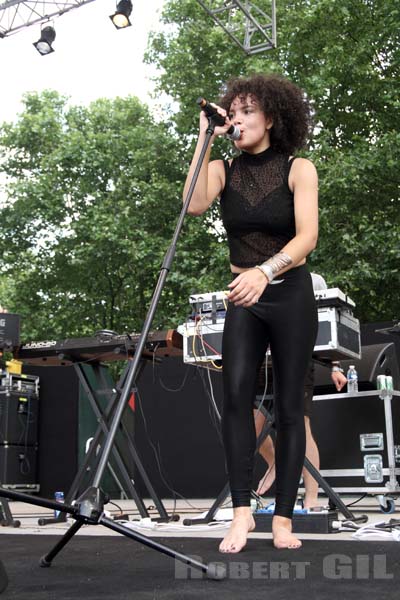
left=227, top=268, right=269, bottom=307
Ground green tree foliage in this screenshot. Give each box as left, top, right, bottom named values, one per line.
left=146, top=0, right=400, bottom=322
left=0, top=0, right=398, bottom=346
left=0, top=91, right=227, bottom=340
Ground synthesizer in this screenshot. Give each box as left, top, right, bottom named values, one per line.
left=14, top=329, right=183, bottom=366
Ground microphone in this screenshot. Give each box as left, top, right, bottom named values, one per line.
left=197, top=97, right=240, bottom=141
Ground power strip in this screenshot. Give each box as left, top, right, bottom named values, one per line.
left=254, top=510, right=339, bottom=534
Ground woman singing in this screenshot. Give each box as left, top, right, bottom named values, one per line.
left=183, top=74, right=318, bottom=552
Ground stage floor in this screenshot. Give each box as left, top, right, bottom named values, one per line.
left=2, top=496, right=400, bottom=599
left=1, top=495, right=397, bottom=542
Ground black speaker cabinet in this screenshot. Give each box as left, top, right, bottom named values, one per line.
left=0, top=444, right=38, bottom=486
left=24, top=364, right=134, bottom=499
left=24, top=365, right=80, bottom=498
left=0, top=391, right=39, bottom=445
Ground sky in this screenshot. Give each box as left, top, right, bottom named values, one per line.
left=0, top=0, right=167, bottom=124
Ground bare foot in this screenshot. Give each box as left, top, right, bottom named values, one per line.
left=219, top=507, right=255, bottom=553
left=272, top=515, right=302, bottom=549
left=256, top=464, right=276, bottom=495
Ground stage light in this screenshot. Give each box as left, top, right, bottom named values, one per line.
left=33, top=25, right=56, bottom=55
left=109, top=0, right=133, bottom=29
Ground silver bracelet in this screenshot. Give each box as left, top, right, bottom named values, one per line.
left=255, top=264, right=274, bottom=282
left=257, top=251, right=293, bottom=280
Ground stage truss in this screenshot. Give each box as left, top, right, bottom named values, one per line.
left=0, top=0, right=97, bottom=37
left=196, top=0, right=276, bottom=55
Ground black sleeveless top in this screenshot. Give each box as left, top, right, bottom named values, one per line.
left=220, top=147, right=296, bottom=268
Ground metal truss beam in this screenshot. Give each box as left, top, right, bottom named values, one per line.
left=196, top=0, right=276, bottom=55
left=0, top=0, right=97, bottom=38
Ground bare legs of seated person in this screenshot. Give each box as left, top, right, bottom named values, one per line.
left=254, top=410, right=320, bottom=510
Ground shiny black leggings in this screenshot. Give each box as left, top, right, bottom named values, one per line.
left=221, top=265, right=318, bottom=518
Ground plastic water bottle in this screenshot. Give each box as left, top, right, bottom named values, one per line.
left=347, top=365, right=358, bottom=393
left=54, top=491, right=64, bottom=518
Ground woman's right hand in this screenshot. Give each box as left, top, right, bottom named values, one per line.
left=227, top=268, right=269, bottom=307
left=183, top=103, right=231, bottom=216
left=199, top=104, right=234, bottom=137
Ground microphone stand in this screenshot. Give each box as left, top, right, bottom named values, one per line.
left=0, top=115, right=226, bottom=582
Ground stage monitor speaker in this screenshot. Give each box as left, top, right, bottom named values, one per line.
left=314, top=342, right=400, bottom=393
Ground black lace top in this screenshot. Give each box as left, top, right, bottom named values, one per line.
left=220, top=147, right=296, bottom=268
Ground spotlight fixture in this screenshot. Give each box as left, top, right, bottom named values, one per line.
left=109, top=0, right=133, bottom=29
left=33, top=25, right=56, bottom=55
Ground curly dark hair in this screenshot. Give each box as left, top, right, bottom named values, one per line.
left=219, top=74, right=313, bottom=154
